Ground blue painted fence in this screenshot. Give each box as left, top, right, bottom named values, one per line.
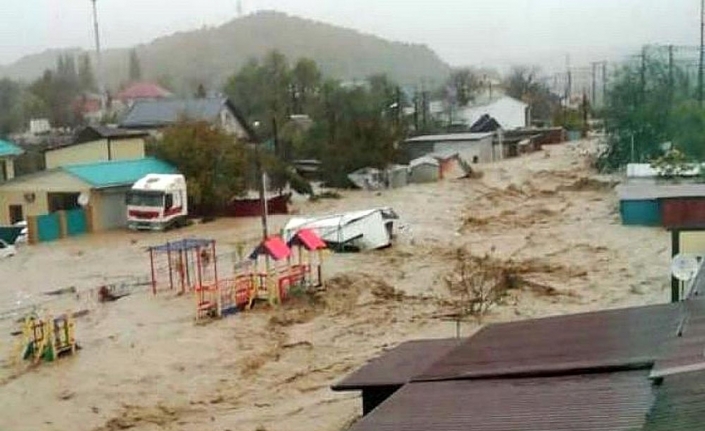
left=36, top=213, right=61, bottom=242
left=66, top=209, right=87, bottom=236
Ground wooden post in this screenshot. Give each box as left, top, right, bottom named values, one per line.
left=57, top=210, right=68, bottom=239
left=671, top=229, right=681, bottom=303
left=166, top=244, right=173, bottom=291
left=149, top=248, right=156, bottom=295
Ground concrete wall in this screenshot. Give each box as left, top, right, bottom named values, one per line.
left=45, top=138, right=145, bottom=169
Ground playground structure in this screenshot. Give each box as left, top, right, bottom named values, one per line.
left=148, top=238, right=217, bottom=295
left=287, top=228, right=327, bottom=289
left=20, top=311, right=76, bottom=364
left=148, top=231, right=327, bottom=322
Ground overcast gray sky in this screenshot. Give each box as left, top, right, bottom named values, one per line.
left=1, top=0, right=701, bottom=68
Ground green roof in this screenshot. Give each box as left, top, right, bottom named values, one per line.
left=0, top=139, right=23, bottom=158
left=63, top=157, right=178, bottom=189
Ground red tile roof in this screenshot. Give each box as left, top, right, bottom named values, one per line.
left=290, top=228, right=327, bottom=251
left=332, top=339, right=461, bottom=391
left=117, top=82, right=171, bottom=101
left=348, top=371, right=654, bottom=431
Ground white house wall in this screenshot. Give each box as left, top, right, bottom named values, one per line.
left=434, top=136, right=493, bottom=164
left=458, top=97, right=528, bottom=130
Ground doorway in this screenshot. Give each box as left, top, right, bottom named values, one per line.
left=9, top=205, right=23, bottom=224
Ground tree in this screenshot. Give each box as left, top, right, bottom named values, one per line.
left=129, top=49, right=142, bottom=82
left=444, top=248, right=509, bottom=325
left=291, top=58, right=322, bottom=113
left=151, top=121, right=248, bottom=213
left=504, top=66, right=558, bottom=123
left=0, top=79, right=23, bottom=135
left=78, top=54, right=96, bottom=91
left=598, top=52, right=693, bottom=171
left=447, top=68, right=481, bottom=106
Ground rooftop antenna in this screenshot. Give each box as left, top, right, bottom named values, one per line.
left=91, top=0, right=106, bottom=118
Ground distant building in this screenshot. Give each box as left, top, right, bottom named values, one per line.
left=116, top=82, right=172, bottom=105
left=0, top=139, right=23, bottom=183
left=119, top=97, right=256, bottom=141
left=457, top=96, right=530, bottom=130
left=45, top=125, right=149, bottom=170
left=403, top=132, right=494, bottom=164
left=29, top=119, right=51, bottom=136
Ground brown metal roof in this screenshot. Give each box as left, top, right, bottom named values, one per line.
left=348, top=370, right=654, bottom=431
left=643, top=370, right=705, bottom=431
left=650, top=299, right=705, bottom=378
left=332, top=338, right=461, bottom=391
left=417, top=303, right=681, bottom=382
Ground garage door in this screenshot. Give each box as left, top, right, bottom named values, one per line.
left=99, top=189, right=128, bottom=230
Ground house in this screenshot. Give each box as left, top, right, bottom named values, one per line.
left=116, top=82, right=172, bottom=105
left=333, top=288, right=705, bottom=431
left=72, top=93, right=104, bottom=123
left=0, top=139, right=23, bottom=184
left=457, top=96, right=530, bottom=130
left=283, top=208, right=399, bottom=251
left=0, top=158, right=177, bottom=233
left=403, top=132, right=494, bottom=164
left=45, top=125, right=148, bottom=170
left=119, top=97, right=256, bottom=141
left=429, top=151, right=467, bottom=180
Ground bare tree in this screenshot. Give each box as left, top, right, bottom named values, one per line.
left=445, top=248, right=508, bottom=326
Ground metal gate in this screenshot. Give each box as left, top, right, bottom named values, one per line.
left=99, top=190, right=128, bottom=230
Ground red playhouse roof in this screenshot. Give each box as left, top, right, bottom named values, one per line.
left=250, top=236, right=291, bottom=261
left=290, top=229, right=327, bottom=251
left=117, top=82, right=172, bottom=101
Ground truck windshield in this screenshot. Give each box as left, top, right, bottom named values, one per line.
left=127, top=191, right=164, bottom=207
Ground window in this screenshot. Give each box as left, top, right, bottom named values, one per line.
left=126, top=191, right=164, bottom=207
left=164, top=194, right=174, bottom=209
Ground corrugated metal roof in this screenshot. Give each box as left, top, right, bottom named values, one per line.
left=348, top=371, right=654, bottom=431
left=63, top=157, right=178, bottom=189
left=417, top=303, right=681, bottom=382
left=616, top=183, right=705, bottom=201
left=643, top=370, right=705, bottom=430
left=405, top=132, right=494, bottom=143
left=0, top=139, right=23, bottom=158
left=121, top=98, right=226, bottom=127
left=650, top=298, right=705, bottom=378
left=332, top=339, right=461, bottom=391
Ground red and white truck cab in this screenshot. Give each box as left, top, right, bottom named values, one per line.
left=126, top=174, right=188, bottom=231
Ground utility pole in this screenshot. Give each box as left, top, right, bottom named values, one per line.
left=91, top=0, right=106, bottom=117
left=669, top=45, right=675, bottom=103
left=640, top=46, right=647, bottom=105
left=700, top=0, right=705, bottom=105
left=602, top=62, right=607, bottom=108
left=591, top=62, right=598, bottom=106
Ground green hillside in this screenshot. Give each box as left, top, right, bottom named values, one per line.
left=0, top=11, right=450, bottom=93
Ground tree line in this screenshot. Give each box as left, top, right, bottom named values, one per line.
left=598, top=48, right=705, bottom=171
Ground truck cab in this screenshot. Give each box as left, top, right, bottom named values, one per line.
left=127, top=174, right=188, bottom=231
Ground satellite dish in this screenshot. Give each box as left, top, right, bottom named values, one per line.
left=671, top=254, right=700, bottom=281
left=77, top=192, right=90, bottom=207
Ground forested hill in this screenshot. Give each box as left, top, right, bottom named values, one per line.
left=0, top=11, right=450, bottom=92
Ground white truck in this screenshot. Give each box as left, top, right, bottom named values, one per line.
left=126, top=174, right=188, bottom=231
